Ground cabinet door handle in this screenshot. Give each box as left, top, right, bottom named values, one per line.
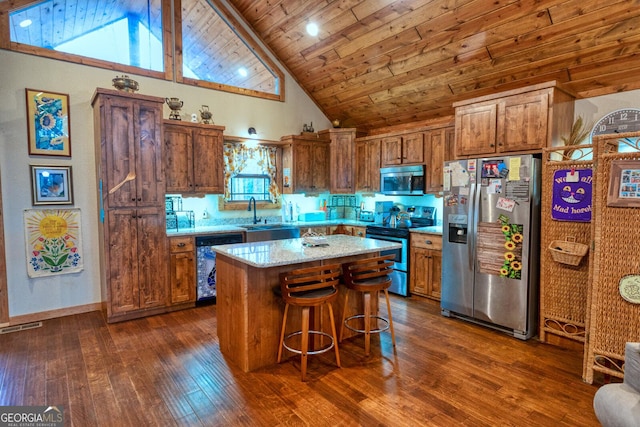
left=425, top=240, right=432, bottom=244
left=177, top=242, right=186, bottom=247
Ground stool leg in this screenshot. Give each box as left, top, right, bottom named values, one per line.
left=327, top=302, right=341, bottom=368
left=301, top=306, right=310, bottom=381
left=277, top=304, right=290, bottom=363
left=383, top=289, right=396, bottom=348
left=339, top=289, right=350, bottom=343
left=363, top=291, right=371, bottom=356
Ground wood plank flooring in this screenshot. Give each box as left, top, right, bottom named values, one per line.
left=0, top=297, right=601, bottom=426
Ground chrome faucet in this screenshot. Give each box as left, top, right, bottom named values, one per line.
left=247, top=197, right=260, bottom=224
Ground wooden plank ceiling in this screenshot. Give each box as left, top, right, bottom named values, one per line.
left=229, top=0, right=640, bottom=131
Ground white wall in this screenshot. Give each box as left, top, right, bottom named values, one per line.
left=0, top=49, right=330, bottom=318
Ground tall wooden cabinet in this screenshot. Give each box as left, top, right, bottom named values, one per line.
left=164, top=121, right=225, bottom=194
left=281, top=134, right=330, bottom=193
left=92, top=89, right=168, bottom=323
left=424, top=128, right=446, bottom=193
left=354, top=138, right=381, bottom=192
left=319, top=128, right=357, bottom=194
left=453, top=81, right=574, bottom=158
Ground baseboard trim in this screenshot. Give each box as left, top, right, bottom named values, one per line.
left=9, top=302, right=102, bottom=326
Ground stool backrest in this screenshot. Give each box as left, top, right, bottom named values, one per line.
left=279, top=264, right=342, bottom=304
left=342, top=254, right=395, bottom=286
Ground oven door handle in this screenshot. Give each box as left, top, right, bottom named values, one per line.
left=365, top=234, right=405, bottom=243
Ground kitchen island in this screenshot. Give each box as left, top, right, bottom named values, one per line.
left=212, top=235, right=401, bottom=372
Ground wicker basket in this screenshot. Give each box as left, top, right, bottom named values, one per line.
left=548, top=237, right=589, bottom=266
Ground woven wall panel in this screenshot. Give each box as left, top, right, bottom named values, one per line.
left=584, top=133, right=640, bottom=384
left=540, top=147, right=593, bottom=346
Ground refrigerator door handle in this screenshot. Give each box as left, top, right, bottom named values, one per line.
left=469, top=182, right=480, bottom=270
left=468, top=184, right=474, bottom=270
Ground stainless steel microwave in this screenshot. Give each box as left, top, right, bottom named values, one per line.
left=380, top=165, right=425, bottom=195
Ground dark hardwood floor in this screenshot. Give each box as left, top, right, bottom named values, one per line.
left=0, top=296, right=601, bottom=426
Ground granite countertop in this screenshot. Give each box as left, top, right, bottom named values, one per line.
left=166, top=224, right=247, bottom=237
left=410, top=226, right=443, bottom=235
left=164, top=220, right=442, bottom=237
left=211, top=234, right=402, bottom=268
left=165, top=220, right=376, bottom=237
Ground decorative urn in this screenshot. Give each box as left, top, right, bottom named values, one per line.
left=166, top=97, right=184, bottom=120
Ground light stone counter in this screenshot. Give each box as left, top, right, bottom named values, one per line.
left=211, top=234, right=401, bottom=268
left=410, top=225, right=443, bottom=235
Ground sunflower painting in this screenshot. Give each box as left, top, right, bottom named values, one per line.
left=498, top=215, right=524, bottom=280
left=26, top=89, right=71, bottom=157
left=24, top=209, right=83, bottom=277
left=476, top=215, right=524, bottom=280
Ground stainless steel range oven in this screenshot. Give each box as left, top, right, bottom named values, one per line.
left=365, top=205, right=436, bottom=297
left=365, top=226, right=410, bottom=296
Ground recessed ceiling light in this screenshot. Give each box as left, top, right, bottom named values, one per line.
left=306, top=22, right=319, bottom=37
left=19, top=19, right=32, bottom=28
left=238, top=67, right=248, bottom=77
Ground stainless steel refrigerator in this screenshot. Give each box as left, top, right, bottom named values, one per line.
left=441, top=154, right=541, bottom=340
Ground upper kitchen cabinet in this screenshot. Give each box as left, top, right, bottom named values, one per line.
left=424, top=128, right=447, bottom=193
left=281, top=134, right=330, bottom=194
left=93, top=89, right=164, bottom=208
left=354, top=138, right=381, bottom=193
left=319, top=128, right=357, bottom=194
left=164, top=121, right=226, bottom=194
left=381, top=132, right=424, bottom=167
left=453, top=81, right=575, bottom=158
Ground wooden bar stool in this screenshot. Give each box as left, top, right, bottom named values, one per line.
left=277, top=263, right=342, bottom=381
left=340, top=254, right=396, bottom=356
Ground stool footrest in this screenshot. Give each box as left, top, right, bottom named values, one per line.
left=283, top=330, right=335, bottom=356
left=344, top=314, right=390, bottom=335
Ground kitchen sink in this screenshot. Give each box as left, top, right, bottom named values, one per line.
left=240, top=223, right=300, bottom=242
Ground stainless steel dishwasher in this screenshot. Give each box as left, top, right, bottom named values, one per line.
left=195, top=233, right=243, bottom=304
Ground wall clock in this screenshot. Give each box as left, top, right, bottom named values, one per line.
left=590, top=108, right=640, bottom=138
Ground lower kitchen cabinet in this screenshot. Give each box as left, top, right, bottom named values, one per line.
left=169, top=236, right=196, bottom=305
left=410, top=233, right=442, bottom=300
left=328, top=225, right=366, bottom=236
left=352, top=226, right=366, bottom=237
left=106, top=207, right=168, bottom=319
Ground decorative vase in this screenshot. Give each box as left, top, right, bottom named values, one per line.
left=166, top=97, right=183, bottom=120
left=199, top=105, right=213, bottom=124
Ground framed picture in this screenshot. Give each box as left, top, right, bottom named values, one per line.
left=25, top=88, right=71, bottom=157
left=30, top=165, right=73, bottom=205
left=607, top=160, right=640, bottom=207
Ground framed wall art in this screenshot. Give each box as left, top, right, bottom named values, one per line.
left=30, top=165, right=73, bottom=205
left=24, top=208, right=83, bottom=277
left=25, top=88, right=71, bottom=157
left=607, top=160, right=640, bottom=207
